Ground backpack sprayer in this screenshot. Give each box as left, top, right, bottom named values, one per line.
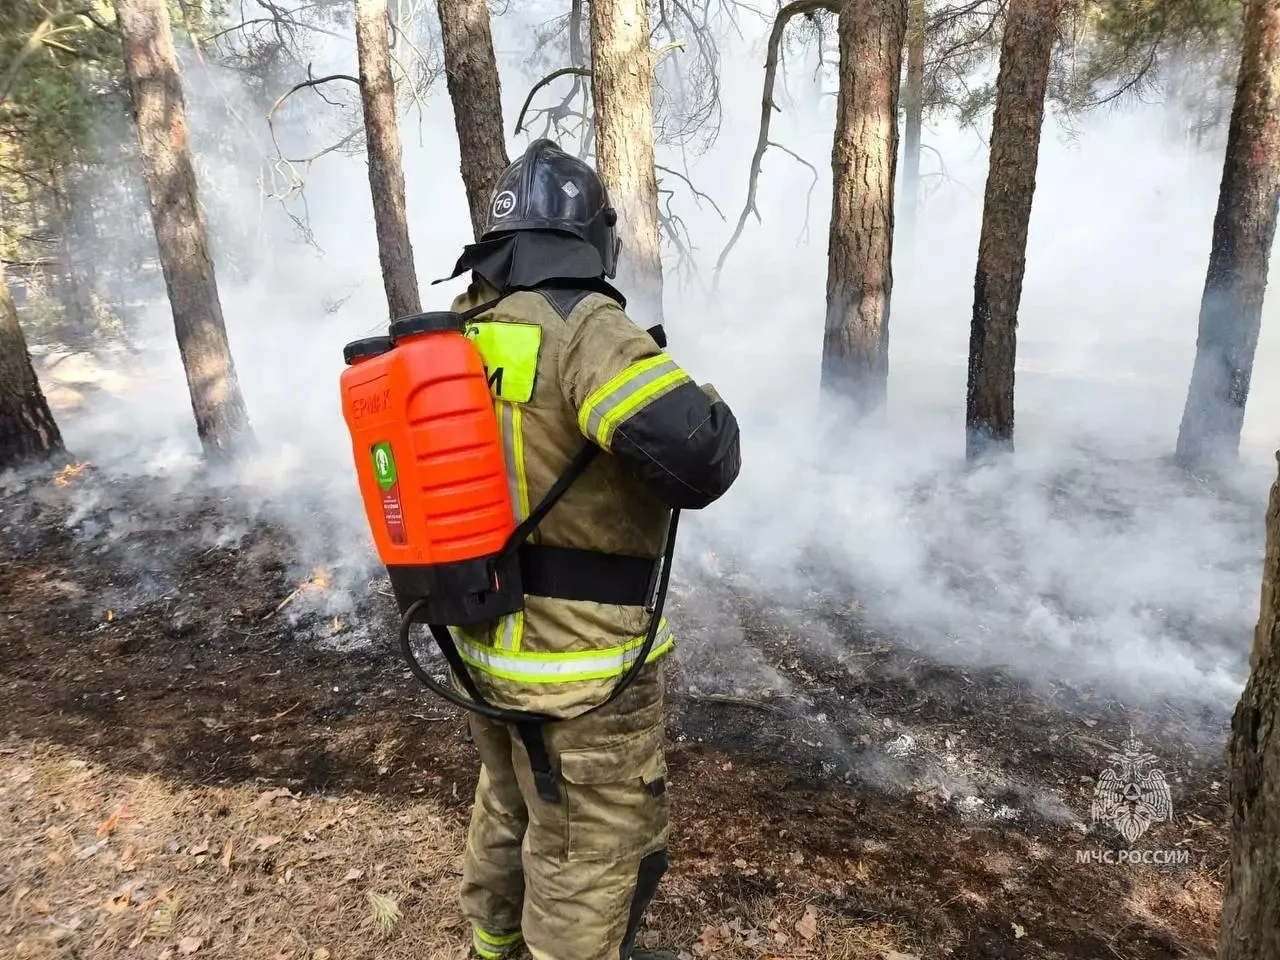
left=339, top=298, right=677, bottom=798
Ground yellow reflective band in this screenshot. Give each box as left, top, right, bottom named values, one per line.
left=579, top=355, right=690, bottom=450
left=496, top=402, right=529, bottom=653
left=465, top=321, right=541, bottom=403
left=454, top=620, right=675, bottom=684
left=474, top=927, right=523, bottom=948
left=511, top=404, right=530, bottom=519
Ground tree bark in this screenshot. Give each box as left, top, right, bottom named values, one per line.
left=901, top=0, right=926, bottom=250
left=1174, top=0, right=1280, bottom=471
left=590, top=0, right=665, bottom=328
left=821, top=0, right=909, bottom=417
left=436, top=0, right=510, bottom=240
left=114, top=0, right=252, bottom=459
left=1221, top=449, right=1280, bottom=960
left=965, top=0, right=1061, bottom=460
left=0, top=261, right=65, bottom=470
left=355, top=0, right=421, bottom=320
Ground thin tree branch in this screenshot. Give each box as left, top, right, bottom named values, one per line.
left=515, top=66, right=593, bottom=134
left=267, top=73, right=362, bottom=122
left=264, top=72, right=362, bottom=200
left=765, top=140, right=818, bottom=243
left=714, top=0, right=839, bottom=287
left=655, top=163, right=725, bottom=220
left=514, top=39, right=688, bottom=136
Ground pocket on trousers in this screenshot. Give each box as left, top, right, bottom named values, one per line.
left=558, top=726, right=669, bottom=863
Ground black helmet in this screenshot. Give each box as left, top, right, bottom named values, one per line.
left=482, top=139, right=621, bottom=278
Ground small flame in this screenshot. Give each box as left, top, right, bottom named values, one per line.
left=106, top=610, right=114, bottom=622
left=309, top=568, right=330, bottom=591
left=52, top=461, right=91, bottom=487
left=331, top=616, right=343, bottom=633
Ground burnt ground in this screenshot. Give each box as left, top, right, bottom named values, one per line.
left=0, top=464, right=1231, bottom=959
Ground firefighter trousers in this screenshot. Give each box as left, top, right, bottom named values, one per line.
left=459, top=664, right=670, bottom=960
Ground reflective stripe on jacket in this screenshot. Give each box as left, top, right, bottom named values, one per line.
left=447, top=278, right=740, bottom=716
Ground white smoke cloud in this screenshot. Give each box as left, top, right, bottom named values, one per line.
left=36, top=1, right=1278, bottom=721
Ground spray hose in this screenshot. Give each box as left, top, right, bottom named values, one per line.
left=396, top=508, right=680, bottom=726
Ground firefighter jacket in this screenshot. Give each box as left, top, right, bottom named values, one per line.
left=445, top=276, right=740, bottom=717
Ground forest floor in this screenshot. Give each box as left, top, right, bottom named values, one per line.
left=0, top=460, right=1232, bottom=960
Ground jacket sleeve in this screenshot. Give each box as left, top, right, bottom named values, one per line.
left=559, top=300, right=741, bottom=510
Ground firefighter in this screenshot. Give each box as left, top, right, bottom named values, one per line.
left=432, top=138, right=741, bottom=960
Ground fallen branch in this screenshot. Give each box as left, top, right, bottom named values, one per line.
left=687, top=692, right=786, bottom=714
left=264, top=586, right=304, bottom=620
left=714, top=0, right=840, bottom=288
left=253, top=701, right=301, bottom=724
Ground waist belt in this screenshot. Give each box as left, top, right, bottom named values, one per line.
left=517, top=544, right=658, bottom=607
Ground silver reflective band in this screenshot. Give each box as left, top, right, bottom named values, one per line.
left=453, top=620, right=675, bottom=683
left=579, top=355, right=689, bottom=449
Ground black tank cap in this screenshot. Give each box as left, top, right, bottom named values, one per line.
left=343, top=335, right=395, bottom=365
left=389, top=311, right=465, bottom=340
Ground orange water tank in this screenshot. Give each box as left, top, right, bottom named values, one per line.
left=340, top=313, right=522, bottom=625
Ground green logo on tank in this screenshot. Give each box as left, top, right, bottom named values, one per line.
left=371, top=441, right=397, bottom=490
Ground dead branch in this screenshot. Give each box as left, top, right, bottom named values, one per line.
left=515, top=39, right=687, bottom=136
left=713, top=0, right=839, bottom=288
left=657, top=186, right=698, bottom=287
left=687, top=692, right=785, bottom=714
left=765, top=140, right=818, bottom=243
left=264, top=70, right=361, bottom=199
left=267, top=73, right=362, bottom=123
left=201, top=15, right=346, bottom=46
left=655, top=163, right=725, bottom=220
left=514, top=66, right=592, bottom=134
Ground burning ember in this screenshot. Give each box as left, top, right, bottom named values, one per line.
left=51, top=462, right=91, bottom=487
left=310, top=568, right=330, bottom=591
left=331, top=616, right=344, bottom=633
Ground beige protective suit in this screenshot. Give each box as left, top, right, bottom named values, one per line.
left=444, top=276, right=738, bottom=960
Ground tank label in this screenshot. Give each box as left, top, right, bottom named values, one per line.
left=371, top=441, right=406, bottom=545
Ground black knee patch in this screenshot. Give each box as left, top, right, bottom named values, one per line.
left=619, top=849, right=669, bottom=959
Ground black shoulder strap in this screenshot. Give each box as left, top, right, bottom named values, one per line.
left=494, top=443, right=599, bottom=563
left=459, top=296, right=505, bottom=321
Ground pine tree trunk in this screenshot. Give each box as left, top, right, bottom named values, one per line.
left=0, top=261, right=65, bottom=470
left=1221, top=449, right=1280, bottom=960
left=821, top=0, right=909, bottom=417
left=590, top=0, right=665, bottom=328
left=965, top=0, right=1061, bottom=460
left=355, top=0, right=421, bottom=320
left=901, top=0, right=926, bottom=248
left=436, top=0, right=510, bottom=239
left=113, top=0, right=252, bottom=459
left=1174, top=0, right=1280, bottom=470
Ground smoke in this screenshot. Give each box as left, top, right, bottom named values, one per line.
left=28, top=1, right=1278, bottom=730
